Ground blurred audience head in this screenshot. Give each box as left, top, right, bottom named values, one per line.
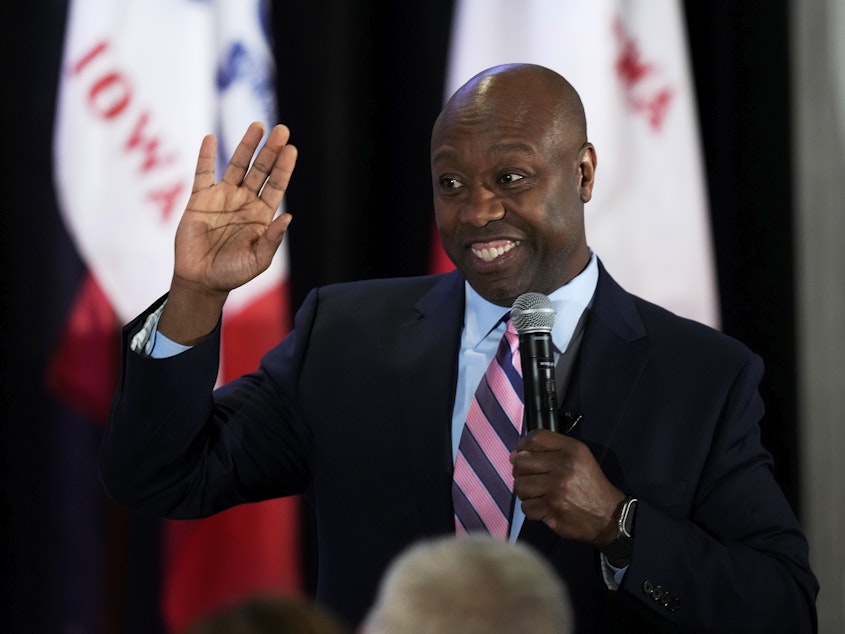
left=361, top=535, right=573, bottom=634
left=186, top=593, right=350, bottom=634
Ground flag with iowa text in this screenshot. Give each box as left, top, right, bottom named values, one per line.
left=53, top=0, right=300, bottom=631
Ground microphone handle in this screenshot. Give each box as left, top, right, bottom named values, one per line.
left=519, top=332, right=559, bottom=432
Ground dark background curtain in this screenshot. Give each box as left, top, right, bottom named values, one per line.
left=2, top=1, right=796, bottom=631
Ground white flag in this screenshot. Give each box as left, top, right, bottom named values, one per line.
left=447, top=0, right=719, bottom=327
left=54, top=0, right=286, bottom=323
left=53, top=2, right=301, bottom=629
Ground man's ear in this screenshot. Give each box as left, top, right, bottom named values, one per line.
left=578, top=142, right=597, bottom=203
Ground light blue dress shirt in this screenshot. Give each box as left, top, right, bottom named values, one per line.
left=451, top=251, right=599, bottom=541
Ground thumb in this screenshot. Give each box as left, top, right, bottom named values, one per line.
left=259, top=212, right=293, bottom=258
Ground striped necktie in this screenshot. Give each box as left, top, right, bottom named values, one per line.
left=452, top=319, right=524, bottom=539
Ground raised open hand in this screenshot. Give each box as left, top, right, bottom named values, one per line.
left=159, top=122, right=297, bottom=343
left=175, top=121, right=297, bottom=293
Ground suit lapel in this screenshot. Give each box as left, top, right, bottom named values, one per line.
left=396, top=271, right=465, bottom=536
left=574, top=262, right=649, bottom=466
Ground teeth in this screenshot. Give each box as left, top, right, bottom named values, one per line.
left=472, top=241, right=519, bottom=262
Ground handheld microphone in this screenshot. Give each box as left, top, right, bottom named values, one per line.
left=511, top=293, right=559, bottom=433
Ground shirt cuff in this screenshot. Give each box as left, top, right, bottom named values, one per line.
left=600, top=553, right=629, bottom=590
left=129, top=300, right=191, bottom=358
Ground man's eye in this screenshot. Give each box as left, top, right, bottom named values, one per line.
left=499, top=173, right=525, bottom=185
left=440, top=177, right=463, bottom=189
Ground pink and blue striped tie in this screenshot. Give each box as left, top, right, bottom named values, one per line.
left=452, top=320, right=524, bottom=539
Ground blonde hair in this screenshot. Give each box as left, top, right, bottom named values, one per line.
left=362, top=536, right=572, bottom=634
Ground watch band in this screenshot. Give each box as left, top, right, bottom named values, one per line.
left=619, top=496, right=638, bottom=538
left=600, top=497, right=638, bottom=566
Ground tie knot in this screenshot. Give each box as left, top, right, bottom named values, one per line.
left=504, top=319, right=520, bottom=351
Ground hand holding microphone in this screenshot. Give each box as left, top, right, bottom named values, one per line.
left=511, top=293, right=626, bottom=545
left=511, top=292, right=559, bottom=433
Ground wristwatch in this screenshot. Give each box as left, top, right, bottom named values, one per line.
left=600, top=496, right=638, bottom=566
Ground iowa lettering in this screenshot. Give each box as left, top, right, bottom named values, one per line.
left=613, top=17, right=674, bottom=132
left=68, top=40, right=185, bottom=222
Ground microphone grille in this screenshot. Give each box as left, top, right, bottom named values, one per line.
left=511, top=292, right=555, bottom=333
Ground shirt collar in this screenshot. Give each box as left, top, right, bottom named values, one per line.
left=463, top=251, right=599, bottom=352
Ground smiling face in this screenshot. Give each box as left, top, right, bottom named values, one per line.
left=431, top=64, right=596, bottom=307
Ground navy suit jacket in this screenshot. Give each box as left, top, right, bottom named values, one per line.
left=102, top=263, right=817, bottom=632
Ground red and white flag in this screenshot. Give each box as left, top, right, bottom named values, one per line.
left=54, top=0, right=300, bottom=631
left=437, top=0, right=719, bottom=327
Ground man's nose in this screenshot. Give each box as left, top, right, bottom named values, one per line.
left=460, top=186, right=505, bottom=227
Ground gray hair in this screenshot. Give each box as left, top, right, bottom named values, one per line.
left=362, top=536, right=572, bottom=634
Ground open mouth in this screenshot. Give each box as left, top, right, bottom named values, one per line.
left=471, top=239, right=521, bottom=263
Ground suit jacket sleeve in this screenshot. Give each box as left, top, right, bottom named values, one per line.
left=616, top=351, right=817, bottom=632
left=99, top=274, right=463, bottom=627
left=99, top=293, right=316, bottom=518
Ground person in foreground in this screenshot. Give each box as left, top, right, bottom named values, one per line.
left=186, top=593, right=349, bottom=634
left=100, top=63, right=818, bottom=632
left=361, top=535, right=573, bottom=634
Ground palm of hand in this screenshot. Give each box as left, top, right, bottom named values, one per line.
left=175, top=183, right=278, bottom=293
left=172, top=122, right=297, bottom=295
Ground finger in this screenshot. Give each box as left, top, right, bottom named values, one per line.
left=241, top=124, right=292, bottom=194
left=257, top=143, right=298, bottom=212
left=517, top=429, right=564, bottom=451
left=519, top=498, right=564, bottom=534
left=513, top=472, right=555, bottom=500
left=259, top=212, right=293, bottom=258
left=511, top=449, right=556, bottom=477
left=221, top=122, right=267, bottom=186
left=250, top=212, right=293, bottom=278
left=193, top=134, right=218, bottom=192
left=519, top=496, right=553, bottom=517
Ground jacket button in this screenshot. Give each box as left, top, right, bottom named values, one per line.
left=643, top=580, right=680, bottom=611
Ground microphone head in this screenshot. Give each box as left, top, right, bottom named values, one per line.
left=511, top=293, right=556, bottom=334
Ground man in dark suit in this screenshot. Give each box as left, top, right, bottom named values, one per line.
left=101, top=64, right=818, bottom=632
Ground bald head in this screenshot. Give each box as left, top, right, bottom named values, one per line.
left=433, top=63, right=588, bottom=151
